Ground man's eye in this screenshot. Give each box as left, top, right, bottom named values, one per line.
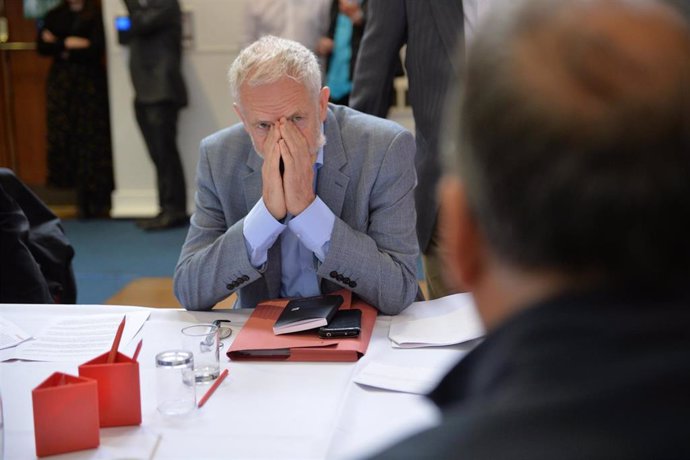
left=289, top=116, right=303, bottom=123
left=257, top=122, right=272, bottom=130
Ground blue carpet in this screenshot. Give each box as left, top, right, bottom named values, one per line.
left=61, top=219, right=189, bottom=304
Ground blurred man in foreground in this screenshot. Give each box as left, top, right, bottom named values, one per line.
left=372, top=0, right=690, bottom=457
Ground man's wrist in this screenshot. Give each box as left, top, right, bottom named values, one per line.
left=288, top=192, right=316, bottom=217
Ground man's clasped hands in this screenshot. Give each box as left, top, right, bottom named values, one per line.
left=260, top=117, right=318, bottom=221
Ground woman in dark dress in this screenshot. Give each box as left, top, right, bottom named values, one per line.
left=37, top=0, right=113, bottom=218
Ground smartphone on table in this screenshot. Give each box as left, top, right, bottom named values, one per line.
left=318, top=309, right=361, bottom=338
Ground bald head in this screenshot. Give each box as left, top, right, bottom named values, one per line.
left=450, top=0, right=690, bottom=286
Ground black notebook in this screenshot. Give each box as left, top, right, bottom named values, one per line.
left=272, top=295, right=344, bottom=335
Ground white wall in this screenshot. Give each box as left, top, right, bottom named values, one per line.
left=103, top=0, right=245, bottom=217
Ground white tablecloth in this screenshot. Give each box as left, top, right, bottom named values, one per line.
left=0, top=304, right=471, bottom=459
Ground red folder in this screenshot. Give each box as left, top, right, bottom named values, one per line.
left=228, top=290, right=376, bottom=362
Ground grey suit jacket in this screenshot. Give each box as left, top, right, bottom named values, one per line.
left=124, top=0, right=187, bottom=107
left=174, top=105, right=420, bottom=315
left=350, top=0, right=464, bottom=251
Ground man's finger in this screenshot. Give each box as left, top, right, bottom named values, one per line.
left=279, top=118, right=309, bottom=161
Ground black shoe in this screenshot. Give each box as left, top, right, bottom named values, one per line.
left=136, top=212, right=188, bottom=231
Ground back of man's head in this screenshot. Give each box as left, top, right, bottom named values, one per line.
left=453, top=0, right=690, bottom=286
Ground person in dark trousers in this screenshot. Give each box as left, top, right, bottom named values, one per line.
left=371, top=0, right=690, bottom=458
left=349, top=0, right=464, bottom=299
left=123, top=0, right=188, bottom=230
left=36, top=0, right=114, bottom=219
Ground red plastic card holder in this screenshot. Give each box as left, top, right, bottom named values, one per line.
left=78, top=350, right=142, bottom=427
left=32, top=372, right=100, bottom=458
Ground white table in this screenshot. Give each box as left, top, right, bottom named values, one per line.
left=1, top=304, right=471, bottom=459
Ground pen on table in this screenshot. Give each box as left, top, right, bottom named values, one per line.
left=107, top=316, right=126, bottom=363
left=132, top=339, right=143, bottom=362
left=198, top=368, right=229, bottom=408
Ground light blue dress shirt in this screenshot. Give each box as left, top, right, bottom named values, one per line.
left=242, top=145, right=335, bottom=298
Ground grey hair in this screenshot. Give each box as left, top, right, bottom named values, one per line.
left=228, top=35, right=322, bottom=105
left=444, top=0, right=690, bottom=284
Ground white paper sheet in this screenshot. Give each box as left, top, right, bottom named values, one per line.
left=389, top=293, right=485, bottom=348
left=8, top=311, right=149, bottom=362
left=0, top=317, right=32, bottom=350
left=353, top=361, right=449, bottom=394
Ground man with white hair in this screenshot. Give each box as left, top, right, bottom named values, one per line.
left=174, top=36, right=419, bottom=314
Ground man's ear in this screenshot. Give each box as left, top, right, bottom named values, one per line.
left=438, top=177, right=485, bottom=291
left=319, top=86, right=330, bottom=122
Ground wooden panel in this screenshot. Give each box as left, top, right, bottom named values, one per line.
left=3, top=1, right=41, bottom=41
left=106, top=277, right=236, bottom=310
left=11, top=50, right=49, bottom=184
left=0, top=50, right=10, bottom=168
left=0, top=0, right=50, bottom=185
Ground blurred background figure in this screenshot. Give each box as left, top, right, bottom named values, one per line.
left=122, top=0, right=188, bottom=231
left=36, top=0, right=114, bottom=219
left=350, top=0, right=467, bottom=299
left=320, top=0, right=365, bottom=106
left=242, top=0, right=331, bottom=72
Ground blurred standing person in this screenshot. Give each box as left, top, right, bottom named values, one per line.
left=37, top=0, right=114, bottom=219
left=123, top=0, right=188, bottom=230
left=351, top=0, right=491, bottom=299
left=242, top=0, right=331, bottom=70
left=321, top=0, right=365, bottom=105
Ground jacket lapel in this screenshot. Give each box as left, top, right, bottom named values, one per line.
left=318, top=108, right=349, bottom=218
left=243, top=148, right=263, bottom=212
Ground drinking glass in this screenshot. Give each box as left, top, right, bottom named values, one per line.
left=181, top=324, right=220, bottom=383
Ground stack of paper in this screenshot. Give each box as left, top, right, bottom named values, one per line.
left=353, top=361, right=452, bottom=394
left=0, top=317, right=32, bottom=350
left=388, top=293, right=485, bottom=348
left=7, top=311, right=149, bottom=362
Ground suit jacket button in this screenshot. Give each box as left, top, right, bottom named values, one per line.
left=242, top=275, right=249, bottom=282
left=343, top=277, right=351, bottom=284
left=337, top=274, right=344, bottom=282
left=330, top=271, right=338, bottom=278
left=349, top=281, right=357, bottom=288
left=226, top=283, right=233, bottom=290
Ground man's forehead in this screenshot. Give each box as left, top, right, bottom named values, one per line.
left=239, top=79, right=316, bottom=117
